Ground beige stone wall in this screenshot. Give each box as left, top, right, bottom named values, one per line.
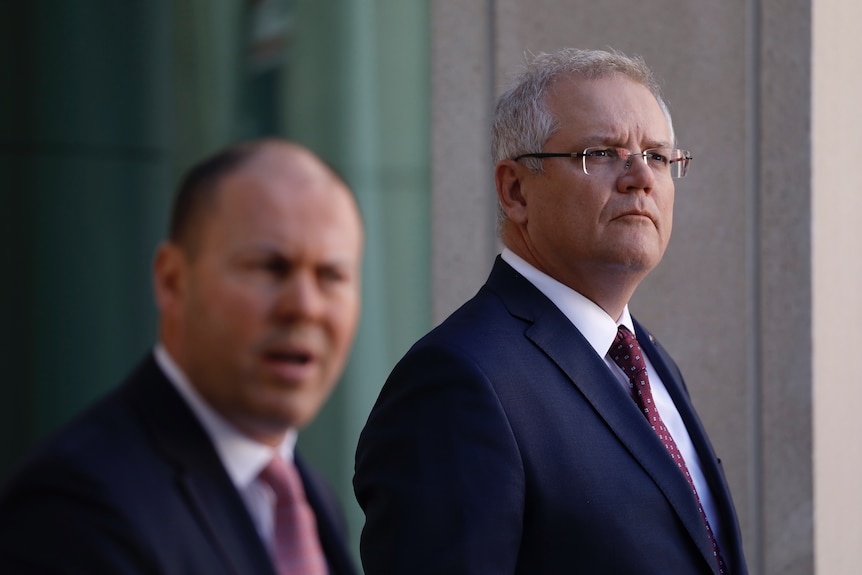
left=813, top=2, right=862, bottom=574
left=429, top=1, right=856, bottom=573
left=430, top=1, right=499, bottom=320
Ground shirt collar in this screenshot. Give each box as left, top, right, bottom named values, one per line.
left=153, top=343, right=297, bottom=488
left=500, top=248, right=635, bottom=357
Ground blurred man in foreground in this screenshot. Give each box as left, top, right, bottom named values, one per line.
left=0, top=138, right=363, bottom=575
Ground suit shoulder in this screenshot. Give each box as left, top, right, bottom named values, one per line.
left=416, top=286, right=523, bottom=350
left=0, top=357, right=175, bottom=506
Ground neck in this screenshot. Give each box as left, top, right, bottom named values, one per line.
left=503, top=243, right=643, bottom=322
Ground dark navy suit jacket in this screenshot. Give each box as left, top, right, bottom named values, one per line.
left=354, top=257, right=747, bottom=574
left=0, top=354, right=357, bottom=575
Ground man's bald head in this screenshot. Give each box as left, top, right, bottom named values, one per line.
left=168, top=139, right=352, bottom=260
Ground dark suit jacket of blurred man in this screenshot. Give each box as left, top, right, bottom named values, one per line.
left=0, top=355, right=357, bottom=575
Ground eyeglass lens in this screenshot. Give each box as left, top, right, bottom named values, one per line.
left=582, top=147, right=690, bottom=178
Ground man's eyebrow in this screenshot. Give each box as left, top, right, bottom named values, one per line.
left=644, top=139, right=673, bottom=149
left=320, top=256, right=360, bottom=271
left=577, top=135, right=635, bottom=149
left=576, top=133, right=673, bottom=148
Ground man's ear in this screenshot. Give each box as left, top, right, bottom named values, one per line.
left=495, top=159, right=529, bottom=225
left=153, top=242, right=188, bottom=315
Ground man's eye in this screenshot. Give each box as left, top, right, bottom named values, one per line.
left=319, top=267, right=347, bottom=284
left=261, top=259, right=289, bottom=275
left=646, top=151, right=669, bottom=165
left=586, top=148, right=624, bottom=160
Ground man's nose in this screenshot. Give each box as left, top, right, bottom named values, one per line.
left=275, top=273, right=325, bottom=320
left=619, top=153, right=656, bottom=191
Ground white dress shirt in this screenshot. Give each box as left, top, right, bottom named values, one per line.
left=154, top=343, right=295, bottom=549
left=500, top=249, right=724, bottom=548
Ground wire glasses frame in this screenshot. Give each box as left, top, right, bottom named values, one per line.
left=514, top=146, right=693, bottom=179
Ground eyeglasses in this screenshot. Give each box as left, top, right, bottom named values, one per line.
left=514, top=146, right=693, bottom=179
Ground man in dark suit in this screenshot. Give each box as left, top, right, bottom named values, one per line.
left=0, top=138, right=362, bottom=574
left=354, top=48, right=748, bottom=574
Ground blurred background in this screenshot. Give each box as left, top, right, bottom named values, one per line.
left=0, top=0, right=431, bottom=566
left=2, top=1, right=861, bottom=574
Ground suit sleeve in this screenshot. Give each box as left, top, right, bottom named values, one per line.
left=354, top=342, right=524, bottom=575
left=0, top=460, right=160, bottom=575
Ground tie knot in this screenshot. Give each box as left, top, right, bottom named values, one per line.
left=610, top=326, right=647, bottom=377
left=613, top=325, right=636, bottom=347
left=259, top=455, right=303, bottom=501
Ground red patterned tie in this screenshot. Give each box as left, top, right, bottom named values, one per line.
left=610, top=326, right=728, bottom=574
left=258, top=456, right=328, bottom=575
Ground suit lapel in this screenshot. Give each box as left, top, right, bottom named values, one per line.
left=127, top=357, right=277, bottom=575
left=636, top=324, right=745, bottom=574
left=487, top=258, right=719, bottom=573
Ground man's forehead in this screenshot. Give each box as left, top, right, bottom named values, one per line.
left=548, top=76, right=672, bottom=142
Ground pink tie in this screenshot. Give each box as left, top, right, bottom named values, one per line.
left=610, top=326, right=728, bottom=575
left=258, top=456, right=328, bottom=575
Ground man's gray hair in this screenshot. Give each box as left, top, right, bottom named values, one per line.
left=491, top=48, right=675, bottom=172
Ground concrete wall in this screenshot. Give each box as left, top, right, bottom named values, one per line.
left=812, top=2, right=862, bottom=574
left=431, top=1, right=858, bottom=573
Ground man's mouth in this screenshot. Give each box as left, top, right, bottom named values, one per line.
left=265, top=349, right=313, bottom=365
